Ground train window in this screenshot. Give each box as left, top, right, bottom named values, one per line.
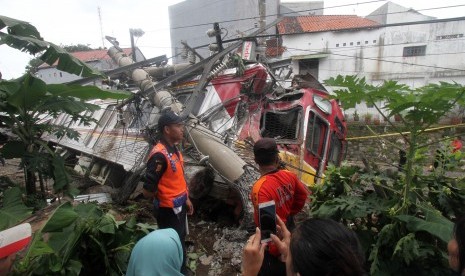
left=335, top=117, right=345, bottom=135
left=328, top=132, right=342, bottom=165
left=313, top=95, right=332, bottom=114
left=97, top=106, right=114, bottom=128
left=305, top=111, right=327, bottom=157
left=176, top=93, right=191, bottom=105
left=261, top=107, right=302, bottom=140
left=78, top=111, right=94, bottom=126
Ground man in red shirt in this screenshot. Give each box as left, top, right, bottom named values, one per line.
left=250, top=138, right=309, bottom=276
left=451, top=136, right=463, bottom=153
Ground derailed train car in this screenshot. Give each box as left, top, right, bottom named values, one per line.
left=43, top=41, right=346, bottom=225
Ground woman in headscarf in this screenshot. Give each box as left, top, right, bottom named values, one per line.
left=126, top=228, right=183, bottom=276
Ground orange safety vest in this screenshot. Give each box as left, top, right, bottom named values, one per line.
left=148, top=143, right=188, bottom=208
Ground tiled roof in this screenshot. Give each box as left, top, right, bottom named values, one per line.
left=39, top=48, right=132, bottom=68
left=266, top=46, right=286, bottom=57
left=278, top=15, right=379, bottom=34
left=265, top=38, right=286, bottom=57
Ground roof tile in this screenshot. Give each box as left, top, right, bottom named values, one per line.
left=278, top=15, right=379, bottom=34
left=39, top=48, right=132, bottom=68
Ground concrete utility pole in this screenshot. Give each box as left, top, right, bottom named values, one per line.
left=258, top=0, right=266, bottom=46
left=130, top=29, right=137, bottom=62
left=98, top=7, right=105, bottom=48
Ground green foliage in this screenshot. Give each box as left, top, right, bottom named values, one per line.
left=0, top=15, right=101, bottom=78
left=325, top=75, right=465, bottom=128
left=312, top=76, right=465, bottom=275
left=0, top=15, right=131, bottom=198
left=0, top=187, right=33, bottom=230
left=25, top=57, right=43, bottom=74
left=313, top=165, right=459, bottom=275
left=62, top=44, right=93, bottom=53
left=13, top=202, right=156, bottom=276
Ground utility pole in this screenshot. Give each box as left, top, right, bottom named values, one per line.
left=129, top=29, right=145, bottom=62
left=98, top=6, right=105, bottom=48
left=258, top=0, right=266, bottom=46
left=130, top=29, right=137, bottom=62
left=213, top=23, right=224, bottom=52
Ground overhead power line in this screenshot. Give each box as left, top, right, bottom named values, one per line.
left=286, top=47, right=465, bottom=72
left=145, top=2, right=465, bottom=33
left=148, top=0, right=386, bottom=32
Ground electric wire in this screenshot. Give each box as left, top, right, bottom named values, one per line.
left=145, top=2, right=465, bottom=33
left=285, top=47, right=465, bottom=72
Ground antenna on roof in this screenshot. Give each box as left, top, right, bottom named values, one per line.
left=98, top=6, right=105, bottom=48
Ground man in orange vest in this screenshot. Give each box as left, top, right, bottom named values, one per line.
left=143, top=110, right=193, bottom=275
left=250, top=138, right=309, bottom=276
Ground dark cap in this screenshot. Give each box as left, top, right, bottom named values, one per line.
left=253, top=138, right=279, bottom=156
left=158, top=110, right=184, bottom=131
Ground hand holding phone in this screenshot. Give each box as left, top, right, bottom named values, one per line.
left=258, top=200, right=277, bottom=243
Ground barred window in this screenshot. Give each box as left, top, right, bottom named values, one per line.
left=403, top=45, right=426, bottom=57
left=261, top=107, right=302, bottom=140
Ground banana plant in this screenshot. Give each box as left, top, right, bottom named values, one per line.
left=0, top=15, right=130, bottom=199
left=11, top=202, right=155, bottom=276
left=310, top=76, right=465, bottom=275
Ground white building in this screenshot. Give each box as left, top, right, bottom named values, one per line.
left=268, top=2, right=465, bottom=119
left=36, top=48, right=145, bottom=84
left=275, top=17, right=465, bottom=87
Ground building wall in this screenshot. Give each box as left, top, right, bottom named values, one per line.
left=36, top=49, right=145, bottom=84
left=366, top=2, right=435, bottom=25
left=169, top=0, right=280, bottom=64
left=37, top=67, right=82, bottom=84
left=283, top=19, right=465, bottom=86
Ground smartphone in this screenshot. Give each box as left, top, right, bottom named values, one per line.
left=258, top=200, right=277, bottom=243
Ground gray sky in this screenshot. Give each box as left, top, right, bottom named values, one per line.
left=1, top=0, right=465, bottom=79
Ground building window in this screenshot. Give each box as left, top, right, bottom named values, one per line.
left=60, top=72, right=63, bottom=77
left=373, top=40, right=377, bottom=43
left=343, top=43, right=346, bottom=46
left=336, top=43, right=339, bottom=47
left=365, top=41, right=368, bottom=44
left=350, top=42, right=353, bottom=46
left=357, top=41, right=361, bottom=45
left=403, top=45, right=426, bottom=57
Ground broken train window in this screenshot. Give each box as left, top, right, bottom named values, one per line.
left=305, top=111, right=328, bottom=157
left=328, top=132, right=343, bottom=166
left=260, top=107, right=302, bottom=140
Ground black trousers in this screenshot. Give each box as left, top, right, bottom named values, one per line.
left=258, top=250, right=286, bottom=276
left=156, top=206, right=188, bottom=274
left=257, top=215, right=294, bottom=276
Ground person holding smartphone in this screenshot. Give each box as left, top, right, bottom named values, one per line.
left=250, top=138, right=309, bottom=276
left=242, top=216, right=367, bottom=276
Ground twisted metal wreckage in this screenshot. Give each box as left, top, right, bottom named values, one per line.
left=43, top=21, right=347, bottom=226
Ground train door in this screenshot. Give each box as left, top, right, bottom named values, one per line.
left=304, top=109, right=330, bottom=176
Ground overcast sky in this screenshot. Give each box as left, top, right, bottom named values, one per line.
left=1, top=0, right=465, bottom=79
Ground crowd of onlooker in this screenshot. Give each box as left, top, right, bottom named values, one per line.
left=2, top=215, right=464, bottom=276
left=1, top=133, right=464, bottom=276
